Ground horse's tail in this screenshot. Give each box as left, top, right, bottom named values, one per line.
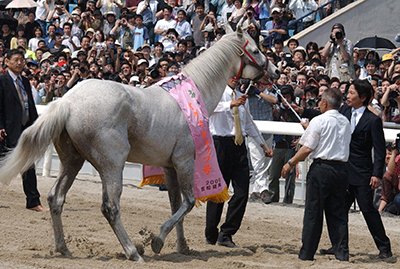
left=0, top=100, right=70, bottom=185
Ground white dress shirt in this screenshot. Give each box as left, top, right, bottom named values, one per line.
left=351, top=106, right=366, bottom=128
left=209, top=86, right=263, bottom=146
left=299, top=110, right=351, bottom=162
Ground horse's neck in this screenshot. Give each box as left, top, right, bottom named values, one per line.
left=183, top=39, right=240, bottom=115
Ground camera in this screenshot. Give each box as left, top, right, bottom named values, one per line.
left=335, top=31, right=343, bottom=40
left=389, top=90, right=400, bottom=99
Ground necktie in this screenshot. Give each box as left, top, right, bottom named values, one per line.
left=350, top=110, right=357, bottom=133
left=232, top=90, right=244, bottom=145
left=15, top=77, right=29, bottom=125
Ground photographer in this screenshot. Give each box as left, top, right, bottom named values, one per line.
left=110, top=17, right=135, bottom=49
left=321, top=23, right=355, bottom=82
left=378, top=140, right=400, bottom=215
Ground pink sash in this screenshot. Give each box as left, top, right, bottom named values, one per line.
left=139, top=74, right=229, bottom=203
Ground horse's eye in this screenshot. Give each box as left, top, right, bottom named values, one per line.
left=253, top=50, right=260, bottom=54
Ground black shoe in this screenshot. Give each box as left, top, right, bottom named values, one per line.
left=206, top=238, right=216, bottom=245
left=260, top=190, right=274, bottom=204
left=249, top=192, right=261, bottom=202
left=319, top=247, right=335, bottom=255
left=378, top=250, right=393, bottom=259
left=335, top=253, right=349, bottom=261
left=217, top=233, right=237, bottom=248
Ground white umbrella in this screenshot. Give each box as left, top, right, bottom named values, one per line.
left=6, top=0, right=38, bottom=9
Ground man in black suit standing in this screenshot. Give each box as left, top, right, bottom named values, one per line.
left=0, top=49, right=47, bottom=212
left=321, top=79, right=392, bottom=259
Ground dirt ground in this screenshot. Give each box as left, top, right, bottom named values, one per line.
left=0, top=175, right=399, bottom=269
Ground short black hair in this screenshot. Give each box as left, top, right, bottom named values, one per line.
left=6, top=49, right=24, bottom=59
left=351, top=79, right=373, bottom=106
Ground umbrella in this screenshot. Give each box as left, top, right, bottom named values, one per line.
left=5, top=0, right=38, bottom=9
left=354, top=36, right=396, bottom=51
left=0, top=12, right=17, bottom=29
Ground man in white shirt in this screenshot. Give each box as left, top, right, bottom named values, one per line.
left=205, top=76, right=272, bottom=248
left=281, top=88, right=351, bottom=261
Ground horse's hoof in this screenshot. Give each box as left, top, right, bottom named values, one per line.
left=57, top=247, right=72, bottom=257
left=151, top=236, right=164, bottom=254
left=135, top=243, right=145, bottom=256
left=177, top=245, right=190, bottom=255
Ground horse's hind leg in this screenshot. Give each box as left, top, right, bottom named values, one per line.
left=47, top=133, right=85, bottom=256
left=151, top=162, right=195, bottom=254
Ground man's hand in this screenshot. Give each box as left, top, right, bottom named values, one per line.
left=370, top=176, right=381, bottom=189
left=0, top=129, right=7, bottom=142
left=231, top=95, right=248, bottom=108
left=261, top=144, right=273, bottom=157
left=281, top=162, right=292, bottom=178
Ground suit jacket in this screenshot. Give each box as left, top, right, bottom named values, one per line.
left=339, top=104, right=385, bottom=186
left=0, top=72, right=38, bottom=149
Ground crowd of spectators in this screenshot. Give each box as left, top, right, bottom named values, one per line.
left=0, top=0, right=357, bottom=105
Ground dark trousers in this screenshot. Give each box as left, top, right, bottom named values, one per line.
left=1, top=145, right=41, bottom=209
left=269, top=148, right=296, bottom=203
left=22, top=166, right=41, bottom=209
left=299, top=160, right=349, bottom=260
left=347, top=184, right=391, bottom=252
left=205, top=136, right=250, bottom=243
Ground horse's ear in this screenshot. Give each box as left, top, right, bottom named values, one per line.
left=223, top=23, right=234, bottom=34
left=236, top=26, right=244, bottom=38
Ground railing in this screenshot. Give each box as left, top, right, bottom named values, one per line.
left=287, top=0, right=343, bottom=37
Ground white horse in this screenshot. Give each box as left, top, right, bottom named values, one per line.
left=0, top=28, right=279, bottom=262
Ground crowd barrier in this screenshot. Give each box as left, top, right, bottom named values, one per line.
left=35, top=105, right=400, bottom=203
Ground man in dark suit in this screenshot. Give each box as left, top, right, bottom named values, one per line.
left=0, top=49, right=47, bottom=212
left=321, top=79, right=392, bottom=259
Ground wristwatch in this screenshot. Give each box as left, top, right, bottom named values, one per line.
left=287, top=159, right=294, bottom=167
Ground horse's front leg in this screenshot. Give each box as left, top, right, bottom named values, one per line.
left=151, top=163, right=195, bottom=254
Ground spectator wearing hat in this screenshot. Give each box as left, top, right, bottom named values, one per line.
left=321, top=23, right=354, bottom=82
left=70, top=9, right=84, bottom=40
left=175, top=10, right=192, bottom=40
left=103, top=10, right=117, bottom=36
left=136, top=58, right=149, bottom=75
left=292, top=46, right=306, bottom=69
left=262, top=7, right=288, bottom=48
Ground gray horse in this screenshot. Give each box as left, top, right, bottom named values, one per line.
left=0, top=28, right=279, bottom=262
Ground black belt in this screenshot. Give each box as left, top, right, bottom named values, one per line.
left=213, top=135, right=234, bottom=140
left=314, top=158, right=346, bottom=165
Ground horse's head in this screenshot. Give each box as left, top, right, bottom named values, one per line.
left=230, top=27, right=280, bottom=82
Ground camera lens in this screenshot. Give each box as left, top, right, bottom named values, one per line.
left=335, top=31, right=343, bottom=40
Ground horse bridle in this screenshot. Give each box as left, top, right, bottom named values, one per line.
left=233, top=40, right=268, bottom=81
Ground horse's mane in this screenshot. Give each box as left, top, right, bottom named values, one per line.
left=183, top=33, right=243, bottom=93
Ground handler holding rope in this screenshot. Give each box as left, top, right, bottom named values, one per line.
left=281, top=88, right=351, bottom=261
